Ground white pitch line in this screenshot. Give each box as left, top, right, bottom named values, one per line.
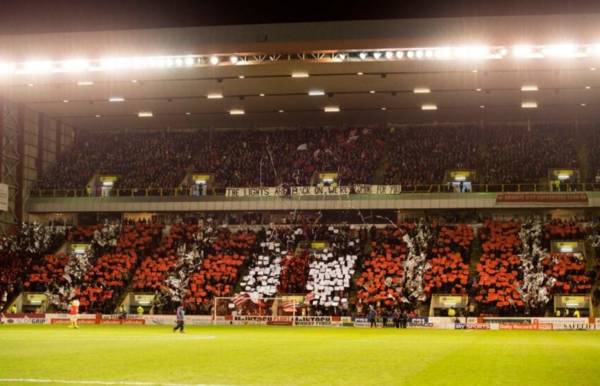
left=0, top=379, right=230, bottom=386
left=0, top=335, right=216, bottom=341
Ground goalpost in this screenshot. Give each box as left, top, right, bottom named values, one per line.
left=213, top=295, right=305, bottom=326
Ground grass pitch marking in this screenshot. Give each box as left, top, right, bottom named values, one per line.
left=0, top=335, right=216, bottom=342
left=0, top=379, right=229, bottom=386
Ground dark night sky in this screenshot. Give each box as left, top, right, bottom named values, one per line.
left=1, top=0, right=599, bottom=35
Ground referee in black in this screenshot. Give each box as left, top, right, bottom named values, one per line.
left=173, top=304, right=185, bottom=333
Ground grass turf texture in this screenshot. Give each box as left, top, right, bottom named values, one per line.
left=1, top=325, right=600, bottom=386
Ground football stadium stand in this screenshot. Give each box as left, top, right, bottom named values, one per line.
left=1, top=15, right=600, bottom=324
left=30, top=123, right=588, bottom=194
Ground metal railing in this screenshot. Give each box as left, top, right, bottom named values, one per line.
left=28, top=183, right=600, bottom=198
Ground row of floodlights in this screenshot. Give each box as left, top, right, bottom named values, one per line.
left=2, top=44, right=600, bottom=75
left=63, top=83, right=575, bottom=104
left=133, top=106, right=342, bottom=117
left=130, top=102, right=548, bottom=118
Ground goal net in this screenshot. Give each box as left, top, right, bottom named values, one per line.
left=213, top=294, right=305, bottom=325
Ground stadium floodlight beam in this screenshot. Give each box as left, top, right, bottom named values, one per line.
left=521, top=101, right=538, bottom=109
left=291, top=72, right=309, bottom=78
left=324, top=106, right=340, bottom=112
left=229, top=109, right=245, bottom=115
left=184, top=56, right=195, bottom=67
left=230, top=55, right=239, bottom=64
left=435, top=47, right=452, bottom=59
left=100, top=57, right=131, bottom=70
left=308, top=90, right=325, bottom=96
left=138, top=111, right=153, bottom=117
left=542, top=44, right=579, bottom=58
left=207, top=93, right=224, bottom=99
left=23, top=60, right=53, bottom=73
left=413, top=87, right=431, bottom=94
left=209, top=56, right=220, bottom=65
left=421, top=104, right=438, bottom=110
left=0, top=62, right=16, bottom=74
left=513, top=45, right=543, bottom=58
left=521, top=85, right=539, bottom=92
left=452, top=45, right=487, bottom=59
left=108, top=97, right=125, bottom=102
left=61, top=58, right=90, bottom=72
left=359, top=52, right=368, bottom=60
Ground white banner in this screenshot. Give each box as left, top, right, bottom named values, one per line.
left=225, top=185, right=403, bottom=197
left=225, top=187, right=286, bottom=197
left=0, top=183, right=8, bottom=212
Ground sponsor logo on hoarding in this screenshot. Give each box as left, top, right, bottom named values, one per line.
left=455, top=323, right=490, bottom=330
left=408, top=317, right=434, bottom=328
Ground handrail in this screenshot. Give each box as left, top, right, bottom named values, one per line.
left=28, top=182, right=600, bottom=198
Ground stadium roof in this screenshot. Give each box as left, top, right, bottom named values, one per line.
left=2, top=13, right=600, bottom=130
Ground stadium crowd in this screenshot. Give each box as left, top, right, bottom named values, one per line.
left=35, top=123, right=583, bottom=192
left=474, top=220, right=525, bottom=314
left=0, top=216, right=596, bottom=317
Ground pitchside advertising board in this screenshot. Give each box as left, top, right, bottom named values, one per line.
left=1, top=314, right=599, bottom=329
left=1, top=313, right=46, bottom=325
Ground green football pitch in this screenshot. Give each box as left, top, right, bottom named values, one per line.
left=1, top=325, right=600, bottom=386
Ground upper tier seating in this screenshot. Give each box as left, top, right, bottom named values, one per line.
left=36, top=123, right=581, bottom=191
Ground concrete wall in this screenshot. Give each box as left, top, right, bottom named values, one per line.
left=0, top=98, right=75, bottom=232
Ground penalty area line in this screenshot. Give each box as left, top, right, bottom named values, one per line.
left=0, top=379, right=230, bottom=386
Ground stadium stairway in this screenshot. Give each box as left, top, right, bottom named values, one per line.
left=371, top=128, right=395, bottom=184
left=583, top=238, right=600, bottom=317
left=112, top=225, right=170, bottom=313
left=468, top=227, right=483, bottom=275
left=575, top=126, right=591, bottom=181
